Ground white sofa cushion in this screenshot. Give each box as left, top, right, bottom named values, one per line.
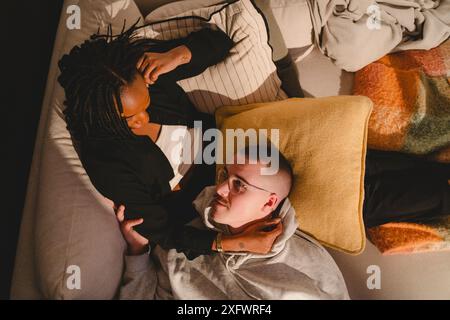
left=145, top=0, right=291, bottom=61
left=11, top=0, right=144, bottom=299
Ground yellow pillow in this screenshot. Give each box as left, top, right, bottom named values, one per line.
left=215, top=97, right=373, bottom=254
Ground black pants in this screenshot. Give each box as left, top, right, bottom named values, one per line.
left=363, top=150, right=450, bottom=228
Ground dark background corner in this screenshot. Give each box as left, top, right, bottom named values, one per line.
left=2, top=0, right=63, bottom=299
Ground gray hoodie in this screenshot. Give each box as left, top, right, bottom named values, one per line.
left=119, top=186, right=350, bottom=300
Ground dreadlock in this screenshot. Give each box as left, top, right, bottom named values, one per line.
left=58, top=21, right=158, bottom=141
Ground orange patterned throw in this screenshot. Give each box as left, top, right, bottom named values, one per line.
left=354, top=39, right=450, bottom=163
left=367, top=217, right=450, bottom=255
left=356, top=40, right=450, bottom=254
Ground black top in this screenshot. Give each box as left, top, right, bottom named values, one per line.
left=79, top=28, right=234, bottom=258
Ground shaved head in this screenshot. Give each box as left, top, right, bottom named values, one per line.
left=212, top=145, right=294, bottom=229
left=236, top=144, right=293, bottom=203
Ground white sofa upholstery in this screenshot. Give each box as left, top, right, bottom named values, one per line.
left=11, top=0, right=144, bottom=299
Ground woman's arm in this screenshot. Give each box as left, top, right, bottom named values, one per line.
left=138, top=28, right=234, bottom=84
left=100, top=173, right=218, bottom=257
left=117, top=202, right=283, bottom=259
left=213, top=218, right=283, bottom=254
left=166, top=28, right=234, bottom=81
left=82, top=139, right=216, bottom=257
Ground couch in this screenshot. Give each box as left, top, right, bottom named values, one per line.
left=11, top=0, right=450, bottom=299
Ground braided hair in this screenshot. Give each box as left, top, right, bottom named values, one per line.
left=58, top=22, right=156, bottom=141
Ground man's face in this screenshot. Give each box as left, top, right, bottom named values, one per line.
left=120, top=74, right=151, bottom=134
left=211, top=162, right=278, bottom=229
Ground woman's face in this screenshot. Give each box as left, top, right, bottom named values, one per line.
left=120, top=74, right=151, bottom=134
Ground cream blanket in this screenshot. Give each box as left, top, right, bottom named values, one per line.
left=307, top=0, right=450, bottom=71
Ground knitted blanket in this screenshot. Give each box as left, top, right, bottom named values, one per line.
left=368, top=215, right=450, bottom=255
left=354, top=39, right=450, bottom=162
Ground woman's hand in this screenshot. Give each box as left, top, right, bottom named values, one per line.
left=136, top=45, right=192, bottom=85
left=115, top=205, right=149, bottom=256
left=217, top=218, right=283, bottom=254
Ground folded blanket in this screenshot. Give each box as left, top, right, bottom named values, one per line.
left=307, top=0, right=450, bottom=71
left=353, top=39, right=450, bottom=162
left=368, top=216, right=450, bottom=255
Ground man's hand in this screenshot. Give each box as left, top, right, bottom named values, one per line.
left=115, top=205, right=149, bottom=256
left=218, top=218, right=283, bottom=254
left=136, top=45, right=192, bottom=85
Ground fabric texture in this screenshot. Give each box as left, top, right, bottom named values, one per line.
left=293, top=46, right=354, bottom=97
left=354, top=39, right=450, bottom=162
left=119, top=186, right=349, bottom=300
left=215, top=97, right=373, bottom=254
left=307, top=0, right=450, bottom=71
left=138, top=0, right=288, bottom=114
left=155, top=125, right=199, bottom=189
left=368, top=218, right=450, bottom=255
left=268, top=0, right=313, bottom=49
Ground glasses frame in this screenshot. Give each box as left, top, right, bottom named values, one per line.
left=217, top=166, right=275, bottom=195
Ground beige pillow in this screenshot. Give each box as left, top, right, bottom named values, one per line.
left=215, top=97, right=373, bottom=254
left=146, top=0, right=290, bottom=61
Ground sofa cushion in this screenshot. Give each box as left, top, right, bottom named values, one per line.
left=11, top=0, right=144, bottom=299
left=295, top=47, right=355, bottom=98
left=146, top=0, right=290, bottom=61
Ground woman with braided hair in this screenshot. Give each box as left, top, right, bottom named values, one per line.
left=58, top=24, right=283, bottom=259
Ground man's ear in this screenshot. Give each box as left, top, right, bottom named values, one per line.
left=263, top=194, right=279, bottom=214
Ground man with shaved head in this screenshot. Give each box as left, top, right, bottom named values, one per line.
left=210, top=145, right=293, bottom=238
left=117, top=145, right=349, bottom=300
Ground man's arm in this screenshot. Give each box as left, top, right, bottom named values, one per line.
left=119, top=252, right=159, bottom=300
left=116, top=207, right=172, bottom=300
left=117, top=205, right=178, bottom=300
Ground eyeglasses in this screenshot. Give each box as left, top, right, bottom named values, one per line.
left=217, top=167, right=274, bottom=195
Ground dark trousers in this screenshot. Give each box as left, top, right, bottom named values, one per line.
left=363, top=150, right=450, bottom=228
